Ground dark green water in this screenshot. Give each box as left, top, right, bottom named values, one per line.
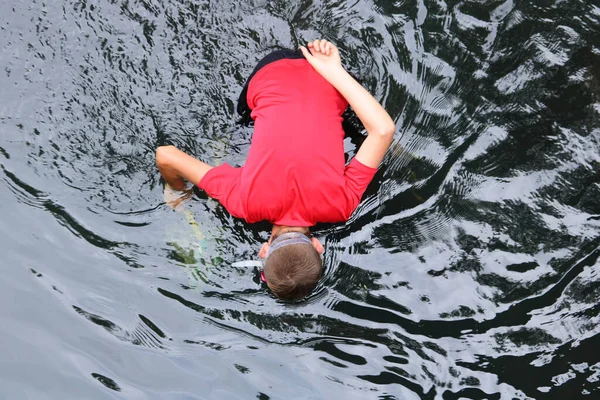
left=1, top=0, right=599, bottom=398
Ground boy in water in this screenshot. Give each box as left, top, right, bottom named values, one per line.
left=156, top=39, right=395, bottom=300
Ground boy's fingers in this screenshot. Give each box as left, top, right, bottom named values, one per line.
left=314, top=39, right=321, bottom=52
left=299, top=46, right=312, bottom=59
left=307, top=39, right=338, bottom=54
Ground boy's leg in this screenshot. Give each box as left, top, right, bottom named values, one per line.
left=156, top=145, right=213, bottom=190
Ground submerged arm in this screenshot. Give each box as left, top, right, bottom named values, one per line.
left=156, top=145, right=213, bottom=190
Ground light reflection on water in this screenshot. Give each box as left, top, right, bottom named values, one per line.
left=1, top=0, right=599, bottom=398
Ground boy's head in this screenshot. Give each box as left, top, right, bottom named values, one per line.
left=258, top=231, right=324, bottom=300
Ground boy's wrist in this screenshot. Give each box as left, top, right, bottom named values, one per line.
left=322, top=66, right=353, bottom=88
left=327, top=64, right=346, bottom=76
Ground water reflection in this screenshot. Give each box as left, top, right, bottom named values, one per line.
left=1, top=0, right=599, bottom=398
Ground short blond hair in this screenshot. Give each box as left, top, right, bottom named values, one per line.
left=264, top=244, right=322, bottom=300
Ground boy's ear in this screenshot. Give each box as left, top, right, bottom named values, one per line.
left=258, top=242, right=269, bottom=259
left=311, top=237, right=324, bottom=254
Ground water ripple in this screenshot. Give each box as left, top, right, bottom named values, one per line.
left=1, top=0, right=600, bottom=398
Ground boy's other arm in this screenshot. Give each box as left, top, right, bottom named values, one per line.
left=156, top=145, right=213, bottom=190
left=300, top=40, right=395, bottom=168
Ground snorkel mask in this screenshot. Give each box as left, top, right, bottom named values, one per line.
left=260, top=232, right=313, bottom=283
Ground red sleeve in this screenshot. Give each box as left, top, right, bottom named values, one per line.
left=198, top=163, right=245, bottom=219
left=344, top=158, right=378, bottom=214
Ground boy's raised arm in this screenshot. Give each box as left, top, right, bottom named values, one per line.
left=300, top=39, right=395, bottom=168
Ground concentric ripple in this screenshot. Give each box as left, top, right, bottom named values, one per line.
left=1, top=0, right=599, bottom=398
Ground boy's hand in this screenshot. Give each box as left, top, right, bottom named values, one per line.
left=164, top=184, right=193, bottom=212
left=300, top=39, right=343, bottom=78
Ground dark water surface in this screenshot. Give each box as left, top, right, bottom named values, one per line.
left=1, top=0, right=600, bottom=398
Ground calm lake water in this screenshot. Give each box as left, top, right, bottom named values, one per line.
left=1, top=0, right=599, bottom=399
